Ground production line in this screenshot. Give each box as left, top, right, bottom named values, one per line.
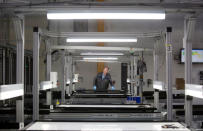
left=0, top=27, right=200, bottom=131
left=1, top=2, right=203, bottom=130
left=20, top=27, right=200, bottom=130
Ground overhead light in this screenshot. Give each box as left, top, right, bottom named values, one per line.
left=40, top=81, right=53, bottom=90
left=153, top=81, right=165, bottom=91
left=83, top=57, right=118, bottom=60
left=66, top=38, right=137, bottom=43
left=47, top=10, right=165, bottom=20
left=80, top=52, right=124, bottom=56
left=185, top=84, right=203, bottom=99
left=0, top=84, right=24, bottom=100
left=77, top=60, right=119, bottom=63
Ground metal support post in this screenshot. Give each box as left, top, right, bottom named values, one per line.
left=127, top=63, right=130, bottom=94
left=13, top=16, right=24, bottom=128
left=16, top=100, right=23, bottom=126
left=154, top=41, right=160, bottom=111
left=61, top=51, right=66, bottom=104
left=72, top=61, right=76, bottom=92
left=33, top=27, right=40, bottom=121
left=166, top=27, right=173, bottom=121
left=46, top=40, right=52, bottom=105
left=133, top=56, right=138, bottom=97
left=184, top=16, right=196, bottom=127
left=130, top=55, right=134, bottom=96
left=69, top=55, right=73, bottom=96
left=2, top=49, right=5, bottom=84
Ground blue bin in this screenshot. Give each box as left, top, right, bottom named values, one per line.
left=136, top=97, right=141, bottom=103
left=133, top=97, right=136, bottom=101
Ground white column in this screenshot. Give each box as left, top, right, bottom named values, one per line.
left=166, top=27, right=173, bottom=121
left=13, top=16, right=25, bottom=129
left=46, top=40, right=52, bottom=105
left=33, top=27, right=40, bottom=121
left=153, top=46, right=159, bottom=111
left=184, top=16, right=196, bottom=127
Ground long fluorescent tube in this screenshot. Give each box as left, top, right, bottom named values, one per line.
left=66, top=38, right=137, bottom=43
left=47, top=13, right=165, bottom=20
left=83, top=57, right=118, bottom=60
left=153, top=81, right=165, bottom=91
left=0, top=84, right=24, bottom=100
left=185, top=84, right=203, bottom=99
left=77, top=60, right=119, bottom=63
left=80, top=52, right=124, bottom=56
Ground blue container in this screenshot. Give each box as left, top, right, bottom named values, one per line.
left=136, top=97, right=141, bottom=103
left=133, top=97, right=136, bottom=101
left=127, top=96, right=131, bottom=101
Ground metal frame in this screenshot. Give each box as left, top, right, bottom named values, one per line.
left=61, top=50, right=66, bottom=104
left=165, top=27, right=173, bottom=121
left=31, top=29, right=164, bottom=122
left=130, top=55, right=134, bottom=96
left=42, top=31, right=161, bottom=38
left=13, top=16, right=25, bottom=129
left=46, top=40, right=52, bottom=105
left=183, top=16, right=196, bottom=127
left=33, top=27, right=40, bottom=121
left=51, top=45, right=153, bottom=52
left=2, top=49, right=5, bottom=84
left=68, top=55, right=73, bottom=96
left=153, top=40, right=159, bottom=111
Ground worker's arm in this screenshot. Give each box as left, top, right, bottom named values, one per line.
left=108, top=74, right=115, bottom=90
left=93, top=74, right=98, bottom=90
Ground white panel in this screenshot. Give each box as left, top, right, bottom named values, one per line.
left=40, top=81, right=53, bottom=90
left=153, top=81, right=165, bottom=91
left=26, top=122, right=189, bottom=131
left=0, top=84, right=24, bottom=100
left=50, top=72, right=58, bottom=88
left=185, top=84, right=203, bottom=99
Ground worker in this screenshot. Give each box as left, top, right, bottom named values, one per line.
left=93, top=66, right=115, bottom=91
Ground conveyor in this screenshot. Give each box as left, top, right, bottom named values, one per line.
left=54, top=104, right=156, bottom=113
left=72, top=90, right=129, bottom=98
left=69, top=90, right=130, bottom=104
left=21, top=121, right=190, bottom=131
left=57, top=104, right=151, bottom=108
left=41, top=104, right=163, bottom=121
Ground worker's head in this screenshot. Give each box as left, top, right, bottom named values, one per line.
left=103, top=66, right=109, bottom=75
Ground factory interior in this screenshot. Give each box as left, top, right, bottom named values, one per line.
left=1, top=0, right=203, bottom=131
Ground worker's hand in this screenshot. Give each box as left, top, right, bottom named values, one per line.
left=111, top=86, right=115, bottom=90
left=93, top=85, right=96, bottom=90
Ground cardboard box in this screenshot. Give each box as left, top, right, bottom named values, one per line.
left=176, top=78, right=185, bottom=90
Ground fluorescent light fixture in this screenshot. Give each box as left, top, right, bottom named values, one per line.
left=40, top=81, right=53, bottom=90
left=153, top=81, right=165, bottom=91
left=0, top=84, right=24, bottom=100
left=78, top=60, right=119, bottom=63
left=66, top=38, right=137, bottom=43
left=47, top=13, right=165, bottom=20
left=83, top=57, right=118, bottom=60
left=80, top=52, right=124, bottom=56
left=185, top=84, right=203, bottom=99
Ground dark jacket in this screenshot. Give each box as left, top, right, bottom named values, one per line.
left=93, top=72, right=113, bottom=91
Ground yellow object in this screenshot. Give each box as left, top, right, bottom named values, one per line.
left=56, top=99, right=60, bottom=105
